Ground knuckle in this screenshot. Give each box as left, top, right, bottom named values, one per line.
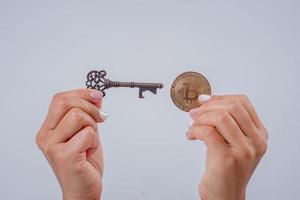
left=256, top=136, right=268, bottom=156
left=43, top=142, right=56, bottom=156
left=73, top=89, right=86, bottom=99
left=202, top=127, right=215, bottom=137
left=216, top=112, right=230, bottom=124
left=44, top=144, right=67, bottom=163
left=35, top=130, right=51, bottom=151
left=85, top=126, right=95, bottom=134
left=69, top=108, right=84, bottom=122
left=88, top=120, right=97, bottom=130
left=52, top=92, right=64, bottom=102
left=55, top=97, right=69, bottom=110
left=263, top=126, right=269, bottom=140
left=251, top=130, right=268, bottom=156
left=240, top=144, right=256, bottom=160
left=69, top=108, right=96, bottom=128
left=240, top=94, right=250, bottom=103
left=228, top=101, right=242, bottom=113
left=35, top=133, right=43, bottom=150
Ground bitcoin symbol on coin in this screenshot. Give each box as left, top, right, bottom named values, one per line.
left=178, top=82, right=198, bottom=105
left=171, top=71, right=211, bottom=112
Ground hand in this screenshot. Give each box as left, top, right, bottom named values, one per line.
left=187, top=95, right=268, bottom=200
left=36, top=89, right=107, bottom=200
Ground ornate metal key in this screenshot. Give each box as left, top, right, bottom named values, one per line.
left=86, top=70, right=164, bottom=98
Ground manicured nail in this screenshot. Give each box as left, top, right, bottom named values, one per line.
left=198, top=94, right=211, bottom=102
left=189, top=108, right=198, bottom=119
left=90, top=90, right=103, bottom=99
left=99, top=110, right=108, bottom=121
left=188, top=120, right=194, bottom=129
left=186, top=121, right=194, bottom=139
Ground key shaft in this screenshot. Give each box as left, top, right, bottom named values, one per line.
left=107, top=81, right=163, bottom=89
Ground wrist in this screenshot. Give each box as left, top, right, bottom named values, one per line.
left=63, top=191, right=101, bottom=200
left=62, top=180, right=102, bottom=200
left=63, top=195, right=100, bottom=200
left=199, top=191, right=246, bottom=200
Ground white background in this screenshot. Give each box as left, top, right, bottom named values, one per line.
left=0, top=1, right=299, bottom=199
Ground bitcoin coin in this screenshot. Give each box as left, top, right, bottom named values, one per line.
left=170, top=71, right=211, bottom=112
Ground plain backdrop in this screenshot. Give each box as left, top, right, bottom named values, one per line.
left=0, top=0, right=299, bottom=199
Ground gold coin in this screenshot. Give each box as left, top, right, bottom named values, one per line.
left=170, top=71, right=211, bottom=112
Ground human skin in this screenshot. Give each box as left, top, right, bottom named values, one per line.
left=36, top=89, right=267, bottom=200
left=187, top=95, right=268, bottom=200
left=36, top=89, right=106, bottom=200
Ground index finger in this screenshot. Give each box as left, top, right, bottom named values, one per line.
left=41, top=89, right=104, bottom=131
left=199, top=95, right=265, bottom=130
left=52, top=89, right=103, bottom=108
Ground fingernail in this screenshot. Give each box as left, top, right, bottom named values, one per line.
left=90, top=90, right=103, bottom=99
left=198, top=94, right=211, bottom=102
left=99, top=110, right=108, bottom=121
left=189, top=108, right=198, bottom=119
left=188, top=120, right=194, bottom=129
left=186, top=121, right=194, bottom=139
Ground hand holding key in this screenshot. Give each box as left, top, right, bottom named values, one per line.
left=86, top=70, right=164, bottom=98
left=36, top=89, right=107, bottom=200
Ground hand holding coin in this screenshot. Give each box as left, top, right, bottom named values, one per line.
left=186, top=94, right=268, bottom=200
left=169, top=71, right=268, bottom=199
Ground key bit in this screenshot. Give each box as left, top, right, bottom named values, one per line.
left=86, top=70, right=164, bottom=98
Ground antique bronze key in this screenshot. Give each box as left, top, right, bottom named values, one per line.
left=86, top=70, right=164, bottom=98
